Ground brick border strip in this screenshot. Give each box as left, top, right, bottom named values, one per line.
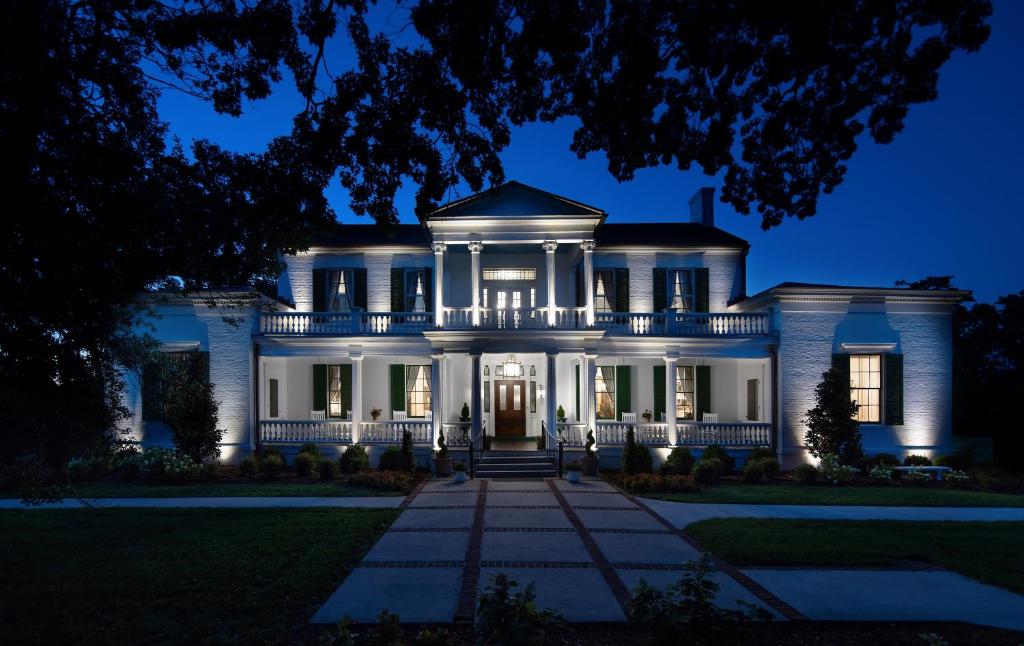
left=454, top=479, right=489, bottom=622
left=399, top=474, right=432, bottom=509
left=545, top=479, right=633, bottom=614
left=608, top=481, right=807, bottom=622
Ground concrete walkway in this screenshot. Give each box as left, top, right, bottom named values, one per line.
left=0, top=496, right=403, bottom=509
left=639, top=498, right=1024, bottom=528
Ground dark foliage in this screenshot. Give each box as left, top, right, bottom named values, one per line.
left=660, top=447, right=695, bottom=476
left=377, top=446, right=404, bottom=471
left=340, top=444, right=370, bottom=474
left=399, top=430, right=416, bottom=472
left=804, top=368, right=863, bottom=465
left=621, top=427, right=653, bottom=474
left=476, top=573, right=567, bottom=646
left=692, top=458, right=725, bottom=485
left=795, top=463, right=819, bottom=484
left=903, top=454, right=933, bottom=467
left=701, top=445, right=734, bottom=472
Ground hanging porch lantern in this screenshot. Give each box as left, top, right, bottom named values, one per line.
left=502, top=353, right=522, bottom=378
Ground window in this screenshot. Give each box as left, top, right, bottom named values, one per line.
left=406, top=365, right=432, bottom=417
left=675, top=366, right=695, bottom=420
left=327, top=269, right=353, bottom=312
left=512, top=290, right=522, bottom=309
left=495, top=291, right=507, bottom=310
left=328, top=365, right=345, bottom=418
left=594, top=270, right=614, bottom=312
left=850, top=354, right=881, bottom=423
left=482, top=287, right=488, bottom=308
left=530, top=380, right=537, bottom=413
left=269, top=378, right=280, bottom=418
left=405, top=270, right=428, bottom=312
left=483, top=268, right=536, bottom=281
left=668, top=270, right=694, bottom=312
left=595, top=366, right=616, bottom=419
left=484, top=380, right=491, bottom=412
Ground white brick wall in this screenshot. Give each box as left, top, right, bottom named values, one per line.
left=626, top=252, right=656, bottom=312
left=284, top=253, right=314, bottom=311
left=197, top=307, right=257, bottom=462
left=365, top=253, right=393, bottom=312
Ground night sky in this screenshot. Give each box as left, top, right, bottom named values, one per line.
left=157, top=1, right=1023, bottom=303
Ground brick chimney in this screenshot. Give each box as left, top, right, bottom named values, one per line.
left=688, top=187, right=715, bottom=227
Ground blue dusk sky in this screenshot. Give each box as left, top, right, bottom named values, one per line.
left=157, top=1, right=1024, bottom=303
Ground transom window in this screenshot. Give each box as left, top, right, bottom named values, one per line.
left=595, top=367, right=616, bottom=419
left=675, top=366, right=695, bottom=420
left=405, top=365, right=432, bottom=418
left=483, top=268, right=536, bottom=281
left=850, top=354, right=881, bottom=423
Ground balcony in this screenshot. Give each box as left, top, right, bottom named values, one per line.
left=260, top=309, right=771, bottom=337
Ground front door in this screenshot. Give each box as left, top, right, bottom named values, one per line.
left=494, top=379, right=526, bottom=436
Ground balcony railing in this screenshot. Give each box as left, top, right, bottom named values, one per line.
left=360, top=420, right=433, bottom=444
left=260, top=420, right=353, bottom=444
left=677, top=421, right=771, bottom=447
left=261, top=309, right=770, bottom=336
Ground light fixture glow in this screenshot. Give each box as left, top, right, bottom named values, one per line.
left=502, top=353, right=522, bottom=378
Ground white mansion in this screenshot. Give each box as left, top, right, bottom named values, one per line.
left=125, top=182, right=967, bottom=469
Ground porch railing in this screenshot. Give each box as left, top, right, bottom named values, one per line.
left=439, top=422, right=473, bottom=447
left=677, top=421, right=771, bottom=447
left=360, top=420, right=433, bottom=444
left=259, top=420, right=352, bottom=444
left=596, top=422, right=669, bottom=446
left=260, top=310, right=433, bottom=336
left=555, top=422, right=588, bottom=446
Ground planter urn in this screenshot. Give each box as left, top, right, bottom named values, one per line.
left=434, top=457, right=452, bottom=477
left=581, top=454, right=599, bottom=476
left=566, top=470, right=581, bottom=483
left=453, top=470, right=468, bottom=483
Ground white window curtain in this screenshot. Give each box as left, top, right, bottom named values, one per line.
left=406, top=270, right=426, bottom=313
left=594, top=270, right=614, bottom=312
left=670, top=270, right=693, bottom=312
left=327, top=270, right=353, bottom=312
left=406, top=365, right=432, bottom=417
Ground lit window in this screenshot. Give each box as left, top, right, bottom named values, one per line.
left=669, top=270, right=694, bottom=312
left=483, top=268, right=537, bottom=281
left=850, top=355, right=881, bottom=423
left=328, top=365, right=344, bottom=418
left=512, top=291, right=521, bottom=309
left=596, top=367, right=616, bottom=419
left=594, top=270, right=614, bottom=312
left=675, top=366, right=695, bottom=420
left=327, top=270, right=353, bottom=312
left=405, top=365, right=432, bottom=418
left=482, top=287, right=488, bottom=308
left=405, top=270, right=427, bottom=313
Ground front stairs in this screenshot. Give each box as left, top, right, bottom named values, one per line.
left=475, top=450, right=557, bottom=478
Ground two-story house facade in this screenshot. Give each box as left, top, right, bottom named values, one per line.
left=124, top=182, right=967, bottom=469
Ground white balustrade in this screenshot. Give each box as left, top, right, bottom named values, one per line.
left=439, top=422, right=473, bottom=446
left=360, top=420, right=433, bottom=444
left=670, top=313, right=771, bottom=336
left=594, top=312, right=666, bottom=335
left=676, top=421, right=771, bottom=447
left=555, top=422, right=587, bottom=446
left=596, top=422, right=668, bottom=446
left=259, top=420, right=352, bottom=444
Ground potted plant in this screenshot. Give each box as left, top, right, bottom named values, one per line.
left=370, top=407, right=382, bottom=421
left=581, top=428, right=599, bottom=476
left=556, top=404, right=567, bottom=423
left=641, top=409, right=653, bottom=423
left=434, top=429, right=452, bottom=476
left=565, top=461, right=582, bottom=483
left=452, top=462, right=468, bottom=483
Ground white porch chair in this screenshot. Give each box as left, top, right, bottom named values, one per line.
left=346, top=410, right=352, bottom=420
left=393, top=411, right=407, bottom=421
left=621, top=412, right=638, bottom=424
left=310, top=410, right=326, bottom=420
left=424, top=410, right=433, bottom=421
left=701, top=412, right=719, bottom=423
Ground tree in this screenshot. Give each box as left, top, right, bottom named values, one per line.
left=804, top=368, right=863, bottom=464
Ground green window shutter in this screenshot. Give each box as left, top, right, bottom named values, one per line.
left=616, top=366, right=631, bottom=420
left=389, top=364, right=406, bottom=414
left=353, top=268, right=367, bottom=309
left=832, top=353, right=851, bottom=397
left=390, top=268, right=405, bottom=312
left=884, top=354, right=904, bottom=426
left=340, top=364, right=353, bottom=417
left=694, top=268, right=710, bottom=312
left=614, top=268, right=630, bottom=312
left=653, top=365, right=666, bottom=422
left=312, top=269, right=327, bottom=311
left=423, top=267, right=433, bottom=311
left=575, top=364, right=580, bottom=421
left=695, top=365, right=711, bottom=420
left=313, top=364, right=327, bottom=412
left=653, top=268, right=667, bottom=311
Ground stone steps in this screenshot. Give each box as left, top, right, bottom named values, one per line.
left=476, top=451, right=556, bottom=478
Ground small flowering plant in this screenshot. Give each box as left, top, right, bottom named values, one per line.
left=943, top=469, right=970, bottom=484
left=868, top=463, right=895, bottom=481
left=904, top=467, right=932, bottom=482
left=819, top=453, right=858, bottom=484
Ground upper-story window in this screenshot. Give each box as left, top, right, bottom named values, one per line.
left=390, top=267, right=432, bottom=312
left=652, top=267, right=709, bottom=313
left=314, top=268, right=367, bottom=312
left=327, top=269, right=354, bottom=312
left=406, top=269, right=428, bottom=313
left=668, top=270, right=694, bottom=312
left=592, top=268, right=629, bottom=313
left=483, top=268, right=536, bottom=281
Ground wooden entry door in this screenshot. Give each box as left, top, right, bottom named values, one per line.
left=494, top=379, right=526, bottom=436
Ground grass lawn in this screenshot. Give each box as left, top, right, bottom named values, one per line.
left=644, top=483, right=1024, bottom=507
left=688, top=518, right=1024, bottom=594
left=0, top=507, right=399, bottom=644
left=52, top=480, right=408, bottom=498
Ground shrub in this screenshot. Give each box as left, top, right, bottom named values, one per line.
left=935, top=447, right=975, bottom=472
left=868, top=463, right=895, bottom=481
left=904, top=454, right=933, bottom=467
left=701, top=445, right=733, bottom=472
left=621, top=427, right=653, bottom=474
left=138, top=447, right=200, bottom=483
left=112, top=446, right=143, bottom=478
left=820, top=453, right=859, bottom=483
left=795, top=463, right=819, bottom=484
left=259, top=446, right=283, bottom=461
left=400, top=430, right=416, bottom=472
left=377, top=446, right=403, bottom=471
left=340, top=444, right=369, bottom=474
left=741, top=459, right=767, bottom=484
left=238, top=456, right=258, bottom=476
left=943, top=469, right=970, bottom=484
left=317, top=458, right=340, bottom=481
left=293, top=452, right=316, bottom=477
left=628, top=552, right=770, bottom=643
left=750, top=456, right=780, bottom=479
left=164, top=373, right=225, bottom=464
left=476, top=573, right=567, bottom=646
left=660, top=447, right=695, bottom=476
left=692, top=458, right=724, bottom=485
left=348, top=469, right=412, bottom=492
left=67, top=455, right=111, bottom=482
left=803, top=367, right=863, bottom=465
left=904, top=467, right=932, bottom=483
left=868, top=452, right=900, bottom=467
left=452, top=462, right=467, bottom=472
left=258, top=454, right=285, bottom=478
left=748, top=447, right=776, bottom=462
left=298, top=442, right=321, bottom=458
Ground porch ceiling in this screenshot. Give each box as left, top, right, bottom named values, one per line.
left=423, top=328, right=605, bottom=354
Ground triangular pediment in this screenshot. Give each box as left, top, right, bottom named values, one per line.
left=428, top=181, right=604, bottom=219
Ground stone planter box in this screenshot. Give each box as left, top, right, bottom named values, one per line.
left=434, top=457, right=452, bottom=476
left=582, top=454, right=599, bottom=476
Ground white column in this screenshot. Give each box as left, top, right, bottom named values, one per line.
left=542, top=241, right=558, bottom=326
left=432, top=243, right=446, bottom=327
left=584, top=353, right=598, bottom=433
left=469, top=241, right=483, bottom=326
left=546, top=352, right=558, bottom=445
left=581, top=240, right=595, bottom=326
left=351, top=354, right=364, bottom=444
left=431, top=353, right=444, bottom=448
left=471, top=351, right=482, bottom=448
left=664, top=354, right=678, bottom=446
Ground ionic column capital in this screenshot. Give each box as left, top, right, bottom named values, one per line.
left=431, top=242, right=448, bottom=254
left=541, top=240, right=559, bottom=253
left=580, top=240, right=596, bottom=252
left=468, top=241, right=484, bottom=253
